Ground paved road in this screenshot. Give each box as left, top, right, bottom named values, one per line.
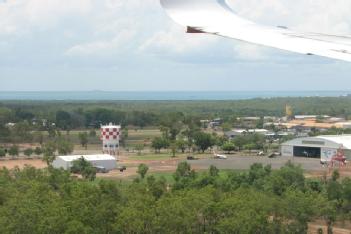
left=188, top=155, right=324, bottom=171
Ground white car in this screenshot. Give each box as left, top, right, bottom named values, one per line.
left=214, top=154, right=227, bottom=159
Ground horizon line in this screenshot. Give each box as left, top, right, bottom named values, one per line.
left=1, top=90, right=351, bottom=92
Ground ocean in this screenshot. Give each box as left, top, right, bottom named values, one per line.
left=0, top=91, right=349, bottom=101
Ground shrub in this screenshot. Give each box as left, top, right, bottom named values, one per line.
left=24, top=148, right=33, bottom=157
left=9, top=145, right=19, bottom=157
left=0, top=148, right=6, bottom=157
left=34, top=147, right=42, bottom=156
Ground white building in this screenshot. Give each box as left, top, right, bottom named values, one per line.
left=281, top=135, right=351, bottom=161
left=294, top=115, right=330, bottom=120
left=225, top=129, right=270, bottom=139
left=52, top=155, right=117, bottom=171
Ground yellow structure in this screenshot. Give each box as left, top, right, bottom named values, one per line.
left=286, top=105, right=293, bottom=118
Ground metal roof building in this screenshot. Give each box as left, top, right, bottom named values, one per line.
left=52, top=154, right=117, bottom=171
left=281, top=135, right=351, bottom=160
left=225, top=129, right=271, bottom=139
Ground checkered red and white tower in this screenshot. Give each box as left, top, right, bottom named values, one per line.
left=100, top=123, right=121, bottom=155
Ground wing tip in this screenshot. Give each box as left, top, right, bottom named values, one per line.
left=187, top=26, right=204, bottom=33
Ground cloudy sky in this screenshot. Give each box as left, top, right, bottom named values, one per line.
left=1, top=0, right=351, bottom=91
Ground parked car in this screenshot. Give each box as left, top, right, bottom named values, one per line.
left=93, top=166, right=108, bottom=173
left=187, top=155, right=198, bottom=160
left=268, top=152, right=280, bottom=158
left=117, top=165, right=127, bottom=172
left=214, top=154, right=227, bottom=159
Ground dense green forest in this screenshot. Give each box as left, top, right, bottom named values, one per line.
left=2, top=96, right=351, bottom=126
left=0, top=162, right=349, bottom=233
left=2, top=97, right=351, bottom=145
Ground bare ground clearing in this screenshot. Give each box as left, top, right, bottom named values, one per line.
left=2, top=153, right=351, bottom=180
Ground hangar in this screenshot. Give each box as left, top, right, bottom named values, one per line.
left=52, top=155, right=117, bottom=171
left=281, top=135, right=351, bottom=160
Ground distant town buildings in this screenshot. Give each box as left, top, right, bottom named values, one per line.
left=225, top=129, right=270, bottom=139
left=209, top=118, right=222, bottom=128
left=217, top=105, right=351, bottom=145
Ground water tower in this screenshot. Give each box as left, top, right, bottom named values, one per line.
left=100, top=123, right=121, bottom=155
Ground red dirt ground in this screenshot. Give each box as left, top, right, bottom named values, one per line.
left=0, top=159, right=47, bottom=169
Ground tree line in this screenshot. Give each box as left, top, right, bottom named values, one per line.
left=3, top=97, right=351, bottom=147
left=3, top=96, right=351, bottom=130
left=3, top=96, right=351, bottom=117
left=0, top=162, right=349, bottom=233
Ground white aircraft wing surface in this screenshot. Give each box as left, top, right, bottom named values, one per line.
left=160, top=0, right=351, bottom=62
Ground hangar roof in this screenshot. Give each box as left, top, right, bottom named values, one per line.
left=316, top=135, right=351, bottom=149
left=57, top=155, right=116, bottom=162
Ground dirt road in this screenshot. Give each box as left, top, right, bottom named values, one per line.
left=1, top=154, right=351, bottom=180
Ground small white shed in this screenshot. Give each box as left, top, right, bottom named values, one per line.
left=52, top=154, right=117, bottom=171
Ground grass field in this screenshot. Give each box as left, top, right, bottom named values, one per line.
left=127, top=129, right=162, bottom=138
left=127, top=152, right=213, bottom=161
left=27, top=128, right=162, bottom=150
left=125, top=129, right=162, bottom=147
left=128, top=153, right=178, bottom=161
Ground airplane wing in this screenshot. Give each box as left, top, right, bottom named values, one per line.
left=160, top=0, right=351, bottom=62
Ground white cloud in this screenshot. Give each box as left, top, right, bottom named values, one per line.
left=1, top=0, right=351, bottom=91
left=1, top=0, right=351, bottom=62
left=63, top=0, right=159, bottom=57
left=140, top=24, right=218, bottom=55
left=24, top=0, right=92, bottom=20
left=104, top=0, right=124, bottom=9
left=232, top=44, right=268, bottom=61
left=65, top=29, right=136, bottom=56
left=0, top=0, right=93, bottom=35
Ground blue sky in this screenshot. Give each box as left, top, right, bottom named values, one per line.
left=1, top=0, right=351, bottom=91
